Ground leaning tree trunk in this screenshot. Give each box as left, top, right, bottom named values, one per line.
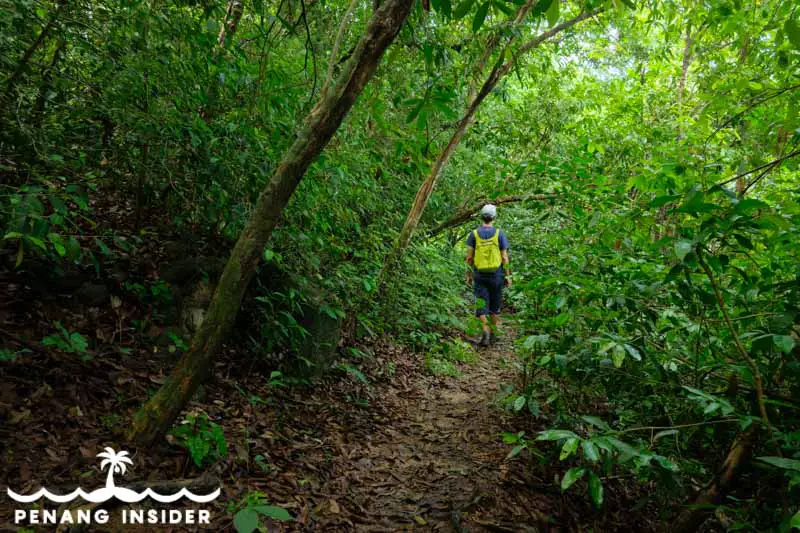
left=129, top=0, right=414, bottom=447
left=379, top=9, right=602, bottom=293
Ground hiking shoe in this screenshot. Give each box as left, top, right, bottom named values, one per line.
left=479, top=331, right=490, bottom=347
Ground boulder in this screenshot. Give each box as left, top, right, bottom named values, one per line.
left=180, top=280, right=214, bottom=333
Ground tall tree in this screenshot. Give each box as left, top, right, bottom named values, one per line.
left=129, top=0, right=415, bottom=447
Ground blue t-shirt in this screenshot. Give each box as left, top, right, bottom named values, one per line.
left=466, top=226, right=509, bottom=274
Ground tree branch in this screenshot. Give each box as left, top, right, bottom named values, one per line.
left=714, top=149, right=800, bottom=188
left=321, top=0, right=359, bottom=100
left=697, top=250, right=770, bottom=428
left=427, top=193, right=558, bottom=237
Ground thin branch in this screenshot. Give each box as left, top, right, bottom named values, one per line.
left=706, top=84, right=800, bottom=142
left=714, top=149, right=800, bottom=187
left=300, top=0, right=318, bottom=106
left=616, top=418, right=739, bottom=434
left=427, top=193, right=558, bottom=237
left=742, top=141, right=799, bottom=195
left=320, top=0, right=359, bottom=100
left=697, top=251, right=770, bottom=428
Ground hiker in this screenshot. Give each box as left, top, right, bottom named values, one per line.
left=465, top=204, right=510, bottom=346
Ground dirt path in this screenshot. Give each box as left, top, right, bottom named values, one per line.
left=281, top=333, right=555, bottom=532
left=2, top=325, right=643, bottom=532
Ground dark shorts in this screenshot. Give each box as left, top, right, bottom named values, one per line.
left=473, top=270, right=503, bottom=316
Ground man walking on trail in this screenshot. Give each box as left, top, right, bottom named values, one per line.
left=465, top=204, right=510, bottom=347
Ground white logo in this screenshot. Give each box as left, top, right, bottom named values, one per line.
left=8, top=447, right=220, bottom=504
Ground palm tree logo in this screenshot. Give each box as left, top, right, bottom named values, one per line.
left=97, top=448, right=133, bottom=490
left=8, top=446, right=220, bottom=503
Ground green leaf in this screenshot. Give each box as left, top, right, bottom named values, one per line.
left=611, top=344, right=626, bottom=368
left=492, top=0, right=514, bottom=15
left=253, top=505, right=293, bottom=521
left=472, top=1, right=490, bottom=31
left=233, top=508, right=259, bottom=533
left=453, top=0, right=473, bottom=19
left=69, top=332, right=88, bottom=352
left=513, top=395, right=526, bottom=411
left=623, top=344, right=641, bottom=361
left=95, top=237, right=111, bottom=256
left=588, top=472, right=604, bottom=507
left=790, top=510, right=800, bottom=529
left=674, top=239, right=693, bottom=261
left=581, top=440, right=600, bottom=462
left=757, top=456, right=800, bottom=472
left=581, top=415, right=610, bottom=431
left=530, top=0, right=553, bottom=17
left=506, top=443, right=525, bottom=459
left=773, top=335, right=795, bottom=354
left=3, top=231, right=24, bottom=240
left=664, top=263, right=684, bottom=282
left=653, top=429, right=679, bottom=441
left=604, top=437, right=638, bottom=459
left=707, top=255, right=723, bottom=273
left=553, top=312, right=569, bottom=326
left=545, top=0, right=558, bottom=26
left=785, top=18, right=800, bottom=49
left=537, top=429, right=579, bottom=441
left=25, top=235, right=47, bottom=251
left=733, top=234, right=753, bottom=250
left=48, top=233, right=66, bottom=257
left=678, top=192, right=717, bottom=215
left=733, top=198, right=769, bottom=214
left=438, top=0, right=452, bottom=17
left=649, top=195, right=680, bottom=208
left=560, top=437, right=579, bottom=460
left=561, top=467, right=585, bottom=491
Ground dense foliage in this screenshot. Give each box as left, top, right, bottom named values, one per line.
left=2, top=0, right=799, bottom=529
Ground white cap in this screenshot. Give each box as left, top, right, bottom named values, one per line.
left=480, top=204, right=497, bottom=219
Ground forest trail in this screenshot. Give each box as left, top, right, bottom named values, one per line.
left=313, top=333, right=544, bottom=532
left=252, top=328, right=571, bottom=532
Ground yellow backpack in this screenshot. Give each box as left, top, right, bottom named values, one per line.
left=473, top=229, right=502, bottom=272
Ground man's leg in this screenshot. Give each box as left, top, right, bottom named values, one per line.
left=474, top=275, right=491, bottom=346
left=488, top=275, right=503, bottom=344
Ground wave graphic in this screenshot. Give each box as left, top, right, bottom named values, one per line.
left=7, top=486, right=221, bottom=504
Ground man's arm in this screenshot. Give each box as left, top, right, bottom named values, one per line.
left=502, top=249, right=511, bottom=287
left=500, top=229, right=511, bottom=286
left=465, top=247, right=474, bottom=285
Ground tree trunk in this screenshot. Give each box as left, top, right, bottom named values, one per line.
left=426, top=193, right=557, bottom=238
left=380, top=9, right=602, bottom=289
left=673, top=426, right=758, bottom=533
left=675, top=25, right=692, bottom=141
left=217, top=0, right=244, bottom=47
left=128, top=0, right=414, bottom=448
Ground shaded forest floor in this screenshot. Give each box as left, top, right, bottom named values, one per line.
left=1, top=329, right=656, bottom=532
left=1, top=190, right=656, bottom=531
